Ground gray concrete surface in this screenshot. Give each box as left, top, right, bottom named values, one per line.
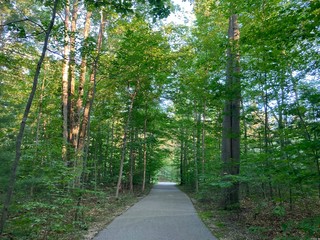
left=93, top=182, right=217, bottom=240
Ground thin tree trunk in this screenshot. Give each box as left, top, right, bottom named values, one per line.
left=180, top=127, right=185, bottom=185
left=129, top=126, right=134, bottom=193
left=263, top=76, right=273, bottom=199
left=116, top=90, right=137, bottom=198
left=104, top=126, right=110, bottom=180
left=62, top=0, right=71, bottom=162
left=30, top=63, right=47, bottom=197
left=0, top=0, right=59, bottom=233
left=184, top=128, right=188, bottom=184
left=109, top=118, right=115, bottom=178
left=241, top=100, right=249, bottom=196
left=221, top=14, right=241, bottom=209
left=193, top=111, right=199, bottom=193
left=201, top=99, right=206, bottom=175
left=142, top=117, right=148, bottom=192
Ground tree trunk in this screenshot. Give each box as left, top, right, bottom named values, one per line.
left=116, top=89, right=137, bottom=198
left=263, top=75, right=273, bottom=199
left=221, top=14, right=241, bottom=209
left=0, top=0, right=59, bottom=233
left=180, top=127, right=185, bottom=185
left=74, top=10, right=92, bottom=149
left=31, top=63, right=47, bottom=197
left=193, top=109, right=199, bottom=193
left=142, top=116, right=147, bottom=192
left=129, top=126, right=134, bottom=193
left=109, top=118, right=115, bottom=178
left=69, top=0, right=78, bottom=147
left=77, top=11, right=105, bottom=186
left=62, top=0, right=70, bottom=162
left=78, top=12, right=105, bottom=152
left=201, top=99, right=206, bottom=175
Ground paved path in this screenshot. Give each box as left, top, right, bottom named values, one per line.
left=93, top=182, right=217, bottom=240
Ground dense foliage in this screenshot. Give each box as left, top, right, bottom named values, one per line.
left=0, top=0, right=319, bottom=239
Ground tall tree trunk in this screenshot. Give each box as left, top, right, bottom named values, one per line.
left=0, top=0, right=59, bottom=233
left=31, top=63, right=47, bottom=197
left=142, top=116, right=148, bottom=192
left=184, top=128, right=188, bottom=184
left=109, top=118, right=115, bottom=178
left=116, top=89, right=137, bottom=198
left=241, top=100, right=249, bottom=196
left=180, top=127, right=185, bottom=185
left=193, top=106, right=200, bottom=193
left=74, top=10, right=92, bottom=148
left=221, top=14, right=241, bottom=209
left=263, top=75, right=273, bottom=199
left=62, top=0, right=71, bottom=162
left=69, top=0, right=78, bottom=147
left=77, top=11, right=105, bottom=186
left=78, top=11, right=105, bottom=152
left=129, top=126, right=134, bottom=193
left=201, top=99, right=206, bottom=175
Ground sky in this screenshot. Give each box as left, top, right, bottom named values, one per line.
left=164, top=0, right=195, bottom=26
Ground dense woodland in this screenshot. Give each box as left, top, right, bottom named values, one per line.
left=0, top=0, right=319, bottom=239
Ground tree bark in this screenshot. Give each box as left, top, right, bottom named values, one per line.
left=76, top=11, right=105, bottom=187
left=78, top=11, right=105, bottom=152
left=69, top=0, right=79, bottom=147
left=0, top=0, right=59, bottom=233
left=221, top=14, right=241, bottom=209
left=74, top=10, right=92, bottom=149
left=62, top=0, right=71, bottom=162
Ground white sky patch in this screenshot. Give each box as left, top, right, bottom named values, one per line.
left=164, top=0, right=195, bottom=26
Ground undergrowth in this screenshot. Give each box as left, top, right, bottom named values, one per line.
left=180, top=186, right=320, bottom=240
left=0, top=185, right=150, bottom=240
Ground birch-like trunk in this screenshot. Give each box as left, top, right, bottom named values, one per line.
left=69, top=0, right=78, bottom=147
left=62, top=0, right=70, bottom=162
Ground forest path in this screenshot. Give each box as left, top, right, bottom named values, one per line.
left=93, top=182, right=217, bottom=240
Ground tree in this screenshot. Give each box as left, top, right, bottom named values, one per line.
left=0, top=0, right=59, bottom=233
left=220, top=8, right=241, bottom=209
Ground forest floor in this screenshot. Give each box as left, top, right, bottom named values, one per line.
left=2, top=185, right=319, bottom=239
left=0, top=186, right=150, bottom=240
left=180, top=187, right=320, bottom=240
